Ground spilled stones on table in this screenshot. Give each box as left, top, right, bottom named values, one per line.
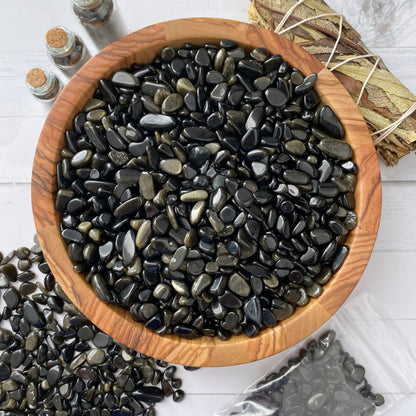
left=0, top=242, right=196, bottom=415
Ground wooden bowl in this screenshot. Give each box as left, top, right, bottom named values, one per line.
left=31, top=18, right=381, bottom=367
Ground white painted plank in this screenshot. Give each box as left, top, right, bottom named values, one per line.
left=375, top=181, right=416, bottom=252
left=155, top=393, right=234, bottom=416
left=353, top=252, right=416, bottom=320
left=385, top=395, right=416, bottom=416
left=0, top=184, right=36, bottom=250
left=325, top=0, right=416, bottom=49
left=1, top=186, right=416, bottom=319
left=1, top=99, right=416, bottom=183
left=2, top=38, right=416, bottom=184
left=156, top=393, right=416, bottom=416
left=380, top=154, right=416, bottom=182
left=1, top=177, right=415, bottom=314
left=1, top=182, right=415, bottom=310
left=0, top=117, right=43, bottom=182
left=0, top=0, right=248, bottom=52
left=0, top=107, right=415, bottom=183
left=120, top=0, right=249, bottom=29
left=189, top=394, right=416, bottom=416
left=372, top=48, right=416, bottom=95
left=1, top=3, right=416, bottom=182
left=2, top=0, right=416, bottom=55
left=4, top=178, right=416, bottom=258
left=0, top=51, right=60, bottom=117
left=2, top=51, right=416, bottom=179
left=1, top=180, right=416, bottom=255
left=1, top=187, right=416, bottom=322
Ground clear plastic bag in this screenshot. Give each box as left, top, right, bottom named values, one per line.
left=213, top=293, right=416, bottom=416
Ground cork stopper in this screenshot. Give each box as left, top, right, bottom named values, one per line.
left=46, top=27, right=68, bottom=48
left=26, top=68, right=47, bottom=88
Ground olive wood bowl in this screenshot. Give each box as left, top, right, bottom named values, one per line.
left=32, top=18, right=381, bottom=367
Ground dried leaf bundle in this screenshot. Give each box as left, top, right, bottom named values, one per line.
left=248, top=0, right=416, bottom=165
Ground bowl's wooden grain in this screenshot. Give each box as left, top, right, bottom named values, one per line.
left=31, top=18, right=381, bottom=367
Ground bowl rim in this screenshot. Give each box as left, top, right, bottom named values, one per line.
left=31, top=17, right=382, bottom=367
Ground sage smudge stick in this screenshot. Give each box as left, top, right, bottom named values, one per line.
left=248, top=0, right=416, bottom=165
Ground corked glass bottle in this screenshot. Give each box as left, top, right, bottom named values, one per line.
left=71, top=0, right=127, bottom=50
left=26, top=68, right=62, bottom=103
left=45, top=27, right=91, bottom=77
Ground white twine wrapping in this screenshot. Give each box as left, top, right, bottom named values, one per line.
left=268, top=0, right=416, bottom=145
left=328, top=54, right=380, bottom=106
left=373, top=102, right=416, bottom=145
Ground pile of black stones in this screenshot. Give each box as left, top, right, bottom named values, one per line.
left=0, top=240, right=197, bottom=415
left=56, top=39, right=358, bottom=340
left=225, top=330, right=384, bottom=416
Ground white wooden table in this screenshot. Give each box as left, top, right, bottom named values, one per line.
left=1, top=1, right=416, bottom=414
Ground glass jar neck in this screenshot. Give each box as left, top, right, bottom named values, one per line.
left=73, top=0, right=113, bottom=23
left=74, top=0, right=103, bottom=9
left=27, top=70, right=57, bottom=97
left=46, top=29, right=76, bottom=57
